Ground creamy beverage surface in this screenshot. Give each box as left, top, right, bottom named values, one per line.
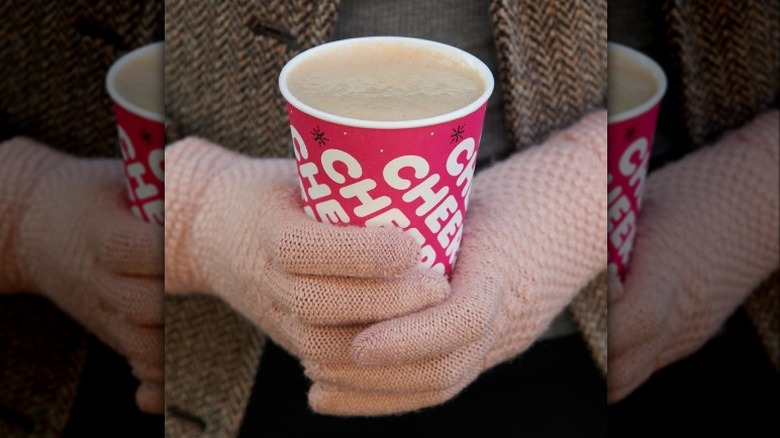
left=113, top=48, right=164, bottom=115
left=608, top=48, right=659, bottom=115
left=286, top=41, right=486, bottom=121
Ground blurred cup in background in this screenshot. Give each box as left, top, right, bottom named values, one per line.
left=607, top=42, right=667, bottom=279
left=106, top=41, right=165, bottom=225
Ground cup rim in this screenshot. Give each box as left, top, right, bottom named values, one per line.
left=279, top=36, right=495, bottom=129
left=106, top=41, right=165, bottom=123
left=607, top=42, right=668, bottom=124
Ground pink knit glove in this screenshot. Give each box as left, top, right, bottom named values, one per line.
left=0, top=137, right=164, bottom=413
left=164, top=138, right=449, bottom=364
left=305, top=111, right=607, bottom=415
left=608, top=110, right=780, bottom=402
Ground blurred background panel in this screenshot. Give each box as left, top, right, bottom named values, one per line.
left=608, top=0, right=779, bottom=435
left=0, top=1, right=163, bottom=437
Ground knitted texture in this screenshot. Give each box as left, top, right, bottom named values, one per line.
left=0, top=139, right=62, bottom=292
left=164, top=137, right=450, bottom=363
left=0, top=137, right=164, bottom=413
left=608, top=110, right=780, bottom=402
left=306, top=111, right=607, bottom=415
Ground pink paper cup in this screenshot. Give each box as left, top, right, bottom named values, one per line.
left=106, top=42, right=165, bottom=225
left=607, top=43, right=667, bottom=279
left=279, top=37, right=494, bottom=276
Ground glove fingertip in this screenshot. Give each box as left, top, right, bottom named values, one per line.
left=348, top=333, right=374, bottom=366
left=360, top=226, right=421, bottom=277
left=606, top=363, right=649, bottom=405
left=307, top=384, right=340, bottom=416
left=607, top=271, right=625, bottom=303
left=275, top=220, right=421, bottom=278
left=349, top=328, right=397, bottom=366
left=308, top=384, right=385, bottom=417
left=341, top=224, right=422, bottom=276
left=135, top=382, right=164, bottom=414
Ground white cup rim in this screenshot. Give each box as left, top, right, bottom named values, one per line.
left=279, top=36, right=495, bottom=129
left=106, top=41, right=165, bottom=123
left=608, top=42, right=668, bottom=124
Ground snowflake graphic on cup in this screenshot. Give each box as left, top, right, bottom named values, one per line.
left=141, top=128, right=154, bottom=145
left=450, top=124, right=465, bottom=143
left=311, top=126, right=329, bottom=146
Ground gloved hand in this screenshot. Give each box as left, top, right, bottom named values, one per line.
left=0, top=137, right=164, bottom=413
left=304, top=111, right=607, bottom=415
left=164, top=138, right=450, bottom=368
left=608, top=110, right=780, bottom=403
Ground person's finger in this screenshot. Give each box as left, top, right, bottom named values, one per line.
left=97, top=320, right=164, bottom=367
left=308, top=366, right=481, bottom=416
left=263, top=185, right=421, bottom=278
left=89, top=164, right=164, bottom=276
left=130, top=358, right=164, bottom=384
left=607, top=223, right=675, bottom=402
left=260, top=303, right=368, bottom=364
left=309, top=383, right=456, bottom=417
left=349, top=261, right=501, bottom=366
left=94, top=274, right=163, bottom=326
left=265, top=267, right=450, bottom=325
left=95, top=215, right=164, bottom=276
left=607, top=281, right=671, bottom=363
left=607, top=271, right=624, bottom=303
left=607, top=219, right=680, bottom=361
left=304, top=338, right=489, bottom=392
left=606, top=179, right=683, bottom=358
left=607, top=334, right=666, bottom=403
left=228, top=291, right=368, bottom=364
left=136, top=382, right=164, bottom=414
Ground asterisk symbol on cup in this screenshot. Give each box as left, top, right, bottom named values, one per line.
left=312, top=126, right=328, bottom=146
left=450, top=124, right=465, bottom=143
left=626, top=126, right=637, bottom=141
left=141, top=129, right=153, bottom=145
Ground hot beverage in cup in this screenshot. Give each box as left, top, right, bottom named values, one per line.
left=111, top=49, right=164, bottom=116
left=609, top=51, right=660, bottom=116
left=286, top=41, right=485, bottom=121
